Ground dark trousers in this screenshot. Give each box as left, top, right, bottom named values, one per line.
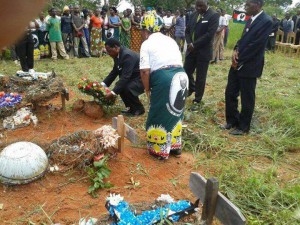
left=296, top=31, right=300, bottom=45
left=119, top=82, right=144, bottom=112
left=16, top=40, right=34, bottom=72
left=267, top=36, right=276, bottom=52
left=184, top=52, right=209, bottom=103
left=225, top=68, right=257, bottom=131
left=224, top=27, right=229, bottom=47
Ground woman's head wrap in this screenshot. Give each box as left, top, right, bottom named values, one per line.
left=141, top=11, right=163, bottom=33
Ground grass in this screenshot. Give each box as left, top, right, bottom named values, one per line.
left=1, top=22, right=299, bottom=224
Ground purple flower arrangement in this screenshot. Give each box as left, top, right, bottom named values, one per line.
left=0, top=92, right=22, bottom=108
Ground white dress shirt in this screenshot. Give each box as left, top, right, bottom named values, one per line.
left=140, top=32, right=183, bottom=72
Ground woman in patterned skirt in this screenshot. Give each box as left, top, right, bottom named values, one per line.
left=140, top=12, right=189, bottom=160
left=130, top=7, right=142, bottom=52
left=120, top=10, right=131, bottom=48
left=90, top=9, right=103, bottom=57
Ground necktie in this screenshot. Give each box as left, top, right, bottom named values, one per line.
left=193, top=14, right=202, bottom=41
left=242, top=18, right=252, bottom=35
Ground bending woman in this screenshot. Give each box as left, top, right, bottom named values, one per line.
left=140, top=12, right=189, bottom=160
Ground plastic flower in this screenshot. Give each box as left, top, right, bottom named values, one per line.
left=106, top=193, right=124, bottom=206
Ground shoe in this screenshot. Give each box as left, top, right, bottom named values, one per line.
left=188, top=90, right=194, bottom=97
left=170, top=149, right=182, bottom=158
left=229, top=128, right=248, bottom=136
left=121, top=108, right=131, bottom=114
left=220, top=123, right=235, bottom=130
left=127, top=108, right=145, bottom=117
left=189, top=101, right=200, bottom=112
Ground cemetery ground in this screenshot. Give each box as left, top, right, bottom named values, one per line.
left=0, top=48, right=299, bottom=224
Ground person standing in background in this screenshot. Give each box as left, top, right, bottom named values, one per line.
left=47, top=8, right=69, bottom=60
left=108, top=7, right=121, bottom=41
left=120, top=10, right=131, bottom=48
left=211, top=9, right=226, bottom=63
left=292, top=9, right=300, bottom=45
left=82, top=9, right=91, bottom=52
left=267, top=14, right=279, bottom=52
left=184, top=0, right=219, bottom=111
left=72, top=6, right=91, bottom=57
left=90, top=9, right=103, bottom=57
left=162, top=10, right=175, bottom=37
left=35, top=12, right=49, bottom=58
left=61, top=6, right=73, bottom=57
left=174, top=9, right=186, bottom=52
left=130, top=7, right=142, bottom=52
left=281, top=13, right=294, bottom=43
left=222, top=10, right=230, bottom=47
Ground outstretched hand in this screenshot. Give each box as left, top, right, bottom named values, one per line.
left=105, top=92, right=115, bottom=100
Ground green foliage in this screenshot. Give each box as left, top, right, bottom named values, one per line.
left=86, top=155, right=113, bottom=198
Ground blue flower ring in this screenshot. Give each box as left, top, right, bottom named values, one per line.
left=0, top=93, right=22, bottom=108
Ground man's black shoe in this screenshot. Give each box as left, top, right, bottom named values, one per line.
left=121, top=108, right=131, bottom=114
left=229, top=128, right=248, bottom=136
left=128, top=108, right=145, bottom=117
left=220, top=123, right=235, bottom=130
left=170, top=149, right=182, bottom=158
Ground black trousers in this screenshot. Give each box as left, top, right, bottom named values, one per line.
left=119, top=81, right=144, bottom=112
left=267, top=36, right=276, bottom=52
left=295, top=31, right=300, bottom=45
left=225, top=68, right=257, bottom=132
left=16, top=39, right=34, bottom=72
left=184, top=52, right=209, bottom=103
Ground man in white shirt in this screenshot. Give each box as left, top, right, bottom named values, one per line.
left=212, top=9, right=227, bottom=63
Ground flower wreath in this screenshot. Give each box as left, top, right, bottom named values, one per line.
left=78, top=78, right=116, bottom=106
left=0, top=92, right=22, bottom=108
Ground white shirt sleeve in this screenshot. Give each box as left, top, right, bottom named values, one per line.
left=140, top=41, right=150, bottom=70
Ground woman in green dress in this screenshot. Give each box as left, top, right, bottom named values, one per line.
left=120, top=10, right=131, bottom=48
left=140, top=12, right=189, bottom=160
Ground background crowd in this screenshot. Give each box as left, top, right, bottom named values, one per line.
left=2, top=4, right=300, bottom=69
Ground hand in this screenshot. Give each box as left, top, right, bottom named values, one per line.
left=231, top=50, right=239, bottom=69
left=105, top=92, right=115, bottom=100
left=187, top=43, right=194, bottom=52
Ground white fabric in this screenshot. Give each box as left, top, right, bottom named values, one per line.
left=36, top=19, right=47, bottom=32
left=140, top=32, right=183, bottom=72
left=117, top=0, right=134, bottom=13
left=163, top=16, right=174, bottom=27
left=251, top=10, right=264, bottom=24
left=218, top=16, right=227, bottom=28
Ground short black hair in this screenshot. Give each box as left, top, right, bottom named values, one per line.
left=110, top=7, right=117, bottom=13
left=249, top=0, right=264, bottom=6
left=105, top=38, right=121, bottom=48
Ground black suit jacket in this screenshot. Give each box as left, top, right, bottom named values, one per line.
left=185, top=8, right=219, bottom=61
left=235, top=12, right=272, bottom=78
left=103, top=47, right=143, bottom=95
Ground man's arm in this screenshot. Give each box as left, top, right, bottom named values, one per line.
left=185, top=13, right=193, bottom=44
left=193, top=13, right=219, bottom=49
left=102, top=61, right=119, bottom=87
left=111, top=54, right=135, bottom=95
left=238, top=19, right=273, bottom=64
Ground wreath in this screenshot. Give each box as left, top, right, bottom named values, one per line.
left=78, top=78, right=116, bottom=106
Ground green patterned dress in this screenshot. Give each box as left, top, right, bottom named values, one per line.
left=120, top=17, right=131, bottom=48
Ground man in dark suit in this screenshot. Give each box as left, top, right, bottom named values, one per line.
left=102, top=38, right=145, bottom=116
left=184, top=0, right=219, bottom=111
left=174, top=75, right=188, bottom=111
left=221, top=0, right=272, bottom=135
left=292, top=9, right=300, bottom=45
left=266, top=14, right=279, bottom=52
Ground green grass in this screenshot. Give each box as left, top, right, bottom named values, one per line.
left=1, top=22, right=300, bottom=224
